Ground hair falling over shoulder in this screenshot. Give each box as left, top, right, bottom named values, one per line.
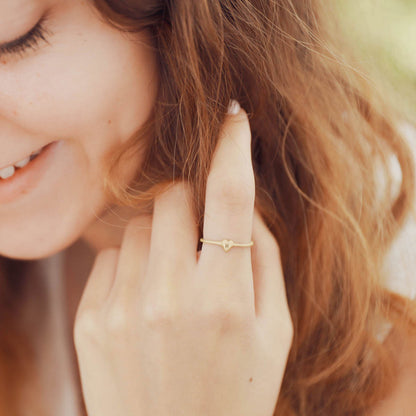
left=0, top=0, right=415, bottom=415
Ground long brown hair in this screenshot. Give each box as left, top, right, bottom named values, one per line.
left=0, top=0, right=415, bottom=414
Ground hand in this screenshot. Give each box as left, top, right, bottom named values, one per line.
left=73, top=101, right=294, bottom=416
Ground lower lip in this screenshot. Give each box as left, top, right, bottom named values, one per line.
left=0, top=141, right=60, bottom=205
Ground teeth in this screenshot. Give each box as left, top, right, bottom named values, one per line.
left=14, top=156, right=31, bottom=168
left=0, top=145, right=45, bottom=179
left=0, top=165, right=15, bottom=179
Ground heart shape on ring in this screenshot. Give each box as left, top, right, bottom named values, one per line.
left=222, top=239, right=234, bottom=252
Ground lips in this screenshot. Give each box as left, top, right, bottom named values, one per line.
left=0, top=140, right=59, bottom=204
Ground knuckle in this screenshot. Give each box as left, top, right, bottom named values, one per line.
left=104, top=302, right=131, bottom=335
left=205, top=302, right=250, bottom=331
left=140, top=302, right=176, bottom=330
left=211, top=173, right=255, bottom=210
left=73, top=309, right=102, bottom=347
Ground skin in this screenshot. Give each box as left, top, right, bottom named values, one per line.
left=0, top=0, right=158, bottom=259
left=0, top=1, right=294, bottom=414
left=2, top=1, right=411, bottom=415
left=73, top=104, right=294, bottom=416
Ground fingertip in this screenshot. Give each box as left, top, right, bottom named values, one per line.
left=226, top=99, right=249, bottom=126
left=227, top=99, right=241, bottom=115
left=222, top=100, right=251, bottom=158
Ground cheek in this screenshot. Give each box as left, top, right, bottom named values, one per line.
left=0, top=21, right=158, bottom=157
left=0, top=3, right=158, bottom=259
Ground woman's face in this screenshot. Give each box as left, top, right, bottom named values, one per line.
left=0, top=0, right=159, bottom=259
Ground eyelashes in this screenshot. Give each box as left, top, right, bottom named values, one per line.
left=0, top=15, right=52, bottom=58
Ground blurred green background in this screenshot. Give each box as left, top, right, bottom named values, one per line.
left=335, top=0, right=416, bottom=119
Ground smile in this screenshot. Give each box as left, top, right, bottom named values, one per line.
left=0, top=141, right=60, bottom=204
left=0, top=145, right=47, bottom=180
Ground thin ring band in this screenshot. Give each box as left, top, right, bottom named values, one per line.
left=200, top=238, right=254, bottom=252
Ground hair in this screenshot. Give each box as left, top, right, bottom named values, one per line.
left=0, top=0, right=415, bottom=415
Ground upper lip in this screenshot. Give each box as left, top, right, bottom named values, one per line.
left=0, top=143, right=48, bottom=170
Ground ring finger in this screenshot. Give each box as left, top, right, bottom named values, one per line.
left=198, top=101, right=256, bottom=307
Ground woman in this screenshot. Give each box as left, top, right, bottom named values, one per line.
left=0, top=0, right=415, bottom=415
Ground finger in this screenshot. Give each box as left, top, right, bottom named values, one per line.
left=251, top=208, right=290, bottom=327
left=198, top=100, right=255, bottom=297
left=106, top=215, right=152, bottom=304
left=76, top=248, right=119, bottom=317
left=146, top=181, right=198, bottom=287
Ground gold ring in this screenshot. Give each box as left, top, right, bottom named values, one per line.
left=199, top=238, right=254, bottom=252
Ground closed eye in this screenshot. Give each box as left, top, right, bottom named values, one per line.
left=0, top=14, right=52, bottom=58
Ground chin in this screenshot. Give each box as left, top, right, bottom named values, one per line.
left=0, top=228, right=83, bottom=261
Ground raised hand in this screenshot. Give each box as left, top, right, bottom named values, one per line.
left=73, top=100, right=293, bottom=416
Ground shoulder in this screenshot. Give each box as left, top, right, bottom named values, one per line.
left=368, top=325, right=416, bottom=415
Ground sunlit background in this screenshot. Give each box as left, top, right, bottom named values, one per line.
left=335, top=0, right=416, bottom=120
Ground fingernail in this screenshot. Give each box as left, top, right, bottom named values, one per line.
left=227, top=99, right=241, bottom=115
